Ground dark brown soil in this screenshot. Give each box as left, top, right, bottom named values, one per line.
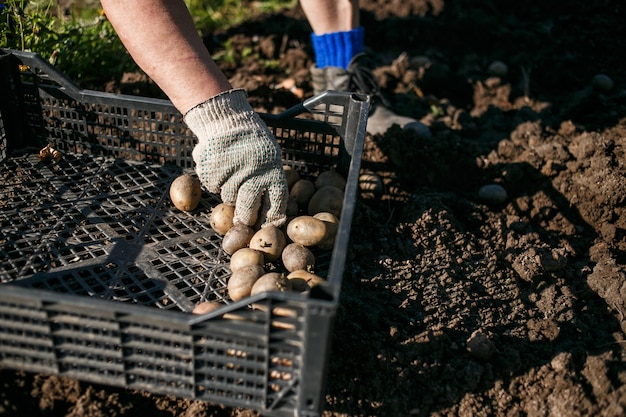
left=2, top=0, right=626, bottom=416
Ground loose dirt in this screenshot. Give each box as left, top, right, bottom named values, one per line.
left=2, top=0, right=626, bottom=416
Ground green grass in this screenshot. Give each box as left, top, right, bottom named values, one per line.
left=0, top=0, right=295, bottom=88
left=185, top=0, right=296, bottom=35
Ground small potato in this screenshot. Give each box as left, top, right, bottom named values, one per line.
left=487, top=60, right=508, bottom=77
left=288, top=277, right=311, bottom=292
left=251, top=272, right=292, bottom=296
left=228, top=264, right=265, bottom=301
left=290, top=179, right=316, bottom=209
left=281, top=243, right=315, bottom=272
left=315, top=169, right=346, bottom=191
left=308, top=185, right=344, bottom=218
left=478, top=184, right=507, bottom=204
left=210, top=203, right=235, bottom=235
left=283, top=165, right=301, bottom=189
left=169, top=173, right=202, bottom=212
left=222, top=223, right=255, bottom=255
left=249, top=225, right=287, bottom=262
left=230, top=248, right=265, bottom=272
left=287, top=269, right=325, bottom=289
left=192, top=301, right=222, bottom=315
left=286, top=215, right=327, bottom=247
left=286, top=196, right=299, bottom=217
left=313, top=212, right=339, bottom=250
left=592, top=73, right=614, bottom=92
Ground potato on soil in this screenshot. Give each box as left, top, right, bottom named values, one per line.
left=249, top=225, right=287, bottom=262
left=315, top=169, right=346, bottom=191
left=230, top=248, right=265, bottom=272
left=308, top=185, right=344, bottom=218
left=210, top=203, right=235, bottom=235
left=592, top=73, right=614, bottom=92
left=192, top=301, right=222, bottom=315
left=281, top=243, right=315, bottom=272
left=313, top=212, right=339, bottom=250
left=222, top=223, right=255, bottom=255
left=487, top=60, right=508, bottom=77
left=287, top=269, right=325, bottom=290
left=290, top=179, right=316, bottom=209
left=169, top=173, right=202, bottom=212
left=228, top=264, right=265, bottom=301
left=287, top=215, right=328, bottom=247
left=250, top=272, right=292, bottom=296
left=283, top=165, right=301, bottom=189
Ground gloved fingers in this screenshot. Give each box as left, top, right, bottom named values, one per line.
left=193, top=145, right=222, bottom=195
left=219, top=175, right=239, bottom=207
left=250, top=166, right=289, bottom=227
left=231, top=169, right=288, bottom=228
left=260, top=180, right=289, bottom=228
left=232, top=180, right=264, bottom=227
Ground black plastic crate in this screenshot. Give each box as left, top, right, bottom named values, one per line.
left=0, top=49, right=369, bottom=417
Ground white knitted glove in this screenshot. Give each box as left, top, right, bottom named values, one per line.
left=185, top=89, right=288, bottom=227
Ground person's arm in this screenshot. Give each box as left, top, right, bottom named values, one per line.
left=100, top=0, right=231, bottom=114
left=101, top=0, right=288, bottom=227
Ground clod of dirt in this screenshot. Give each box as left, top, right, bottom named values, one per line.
left=511, top=247, right=543, bottom=282
left=550, top=351, right=574, bottom=373
left=466, top=330, right=497, bottom=361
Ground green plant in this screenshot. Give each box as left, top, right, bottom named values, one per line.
left=1, top=0, right=138, bottom=88
left=184, top=0, right=296, bottom=34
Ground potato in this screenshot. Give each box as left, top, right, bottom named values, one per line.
left=313, top=212, right=339, bottom=250
left=210, top=203, right=235, bottom=235
left=283, top=165, right=301, bottom=189
left=228, top=264, right=265, bottom=301
left=286, top=196, right=299, bottom=217
left=315, top=169, right=346, bottom=191
left=288, top=276, right=311, bottom=292
left=281, top=243, right=315, bottom=272
left=230, top=248, right=265, bottom=272
left=287, top=215, right=327, bottom=247
left=308, top=185, right=344, bottom=218
left=169, top=173, right=202, bottom=212
left=222, top=223, right=255, bottom=255
left=250, top=272, right=292, bottom=296
left=192, top=301, right=222, bottom=315
left=290, top=179, right=316, bottom=209
left=592, top=73, right=614, bottom=92
left=249, top=225, right=287, bottom=262
left=287, top=269, right=325, bottom=289
left=487, top=60, right=508, bottom=77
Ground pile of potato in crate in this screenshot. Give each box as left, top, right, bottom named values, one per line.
left=168, top=165, right=349, bottom=314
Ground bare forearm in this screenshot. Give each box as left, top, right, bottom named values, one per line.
left=101, top=0, right=232, bottom=113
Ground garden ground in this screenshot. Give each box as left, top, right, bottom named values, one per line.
left=1, top=0, right=626, bottom=415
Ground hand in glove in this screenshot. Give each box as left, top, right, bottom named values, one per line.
left=185, top=89, right=288, bottom=227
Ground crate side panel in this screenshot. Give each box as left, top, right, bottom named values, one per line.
left=33, top=87, right=197, bottom=168
left=121, top=320, right=195, bottom=397
left=0, top=298, right=56, bottom=374
left=48, top=308, right=125, bottom=386
left=191, top=298, right=306, bottom=413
